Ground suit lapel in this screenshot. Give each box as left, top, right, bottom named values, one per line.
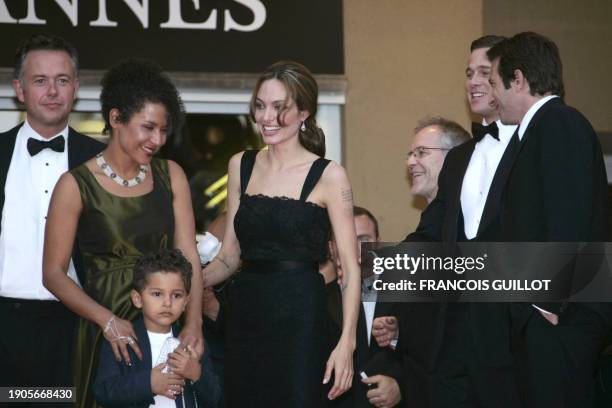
left=68, top=127, right=87, bottom=170
left=433, top=142, right=476, bottom=365
left=133, top=317, right=153, bottom=369
left=0, top=126, right=19, bottom=180
left=0, top=125, right=22, bottom=234
left=476, top=98, right=563, bottom=236
left=519, top=97, right=563, bottom=143
left=512, top=98, right=563, bottom=160
left=373, top=301, right=395, bottom=323
left=442, top=140, right=476, bottom=243
left=476, top=128, right=520, bottom=236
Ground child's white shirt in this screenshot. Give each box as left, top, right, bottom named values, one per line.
left=148, top=330, right=176, bottom=408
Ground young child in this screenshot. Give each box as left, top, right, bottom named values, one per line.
left=93, top=249, right=221, bottom=408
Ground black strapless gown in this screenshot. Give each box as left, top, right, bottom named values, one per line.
left=227, top=150, right=332, bottom=407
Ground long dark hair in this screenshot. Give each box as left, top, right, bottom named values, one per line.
left=250, top=61, right=326, bottom=157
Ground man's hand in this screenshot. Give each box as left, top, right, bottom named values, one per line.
left=362, top=375, right=401, bottom=408
left=539, top=310, right=559, bottom=325
left=372, top=316, right=398, bottom=348
left=151, top=363, right=185, bottom=399
left=167, top=346, right=202, bottom=382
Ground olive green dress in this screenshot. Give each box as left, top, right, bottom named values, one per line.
left=70, top=159, right=174, bottom=408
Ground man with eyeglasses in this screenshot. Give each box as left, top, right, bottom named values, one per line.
left=406, top=117, right=470, bottom=204
left=373, top=35, right=523, bottom=407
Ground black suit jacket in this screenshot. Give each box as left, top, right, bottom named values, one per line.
left=490, top=98, right=612, bottom=328
left=353, top=301, right=408, bottom=408
left=401, top=128, right=520, bottom=369
left=93, top=315, right=222, bottom=408
left=0, top=123, right=105, bottom=284
left=0, top=123, right=106, bottom=236
left=325, top=282, right=408, bottom=408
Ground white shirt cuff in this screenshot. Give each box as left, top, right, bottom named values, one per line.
left=532, top=304, right=553, bottom=315
left=389, top=326, right=399, bottom=350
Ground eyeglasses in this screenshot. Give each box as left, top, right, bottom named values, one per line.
left=405, top=146, right=450, bottom=159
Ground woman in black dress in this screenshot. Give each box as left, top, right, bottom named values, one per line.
left=203, top=61, right=361, bottom=407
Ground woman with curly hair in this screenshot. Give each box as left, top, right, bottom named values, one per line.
left=43, top=60, right=203, bottom=408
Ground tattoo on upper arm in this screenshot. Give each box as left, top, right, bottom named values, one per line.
left=341, top=188, right=353, bottom=202
left=341, top=188, right=353, bottom=211
left=341, top=276, right=349, bottom=293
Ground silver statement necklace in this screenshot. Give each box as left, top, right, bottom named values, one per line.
left=95, top=153, right=147, bottom=187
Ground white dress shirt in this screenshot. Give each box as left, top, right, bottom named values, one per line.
left=362, top=274, right=378, bottom=346
left=148, top=330, right=176, bottom=408
left=518, top=95, right=559, bottom=141
left=0, top=120, right=79, bottom=300
left=461, top=120, right=518, bottom=239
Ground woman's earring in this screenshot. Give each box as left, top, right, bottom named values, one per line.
left=301, top=121, right=306, bottom=132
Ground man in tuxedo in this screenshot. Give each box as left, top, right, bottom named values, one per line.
left=373, top=35, right=523, bottom=407
left=0, top=34, right=105, bottom=395
left=406, top=117, right=471, bottom=205
left=487, top=31, right=611, bottom=407
left=327, top=206, right=408, bottom=408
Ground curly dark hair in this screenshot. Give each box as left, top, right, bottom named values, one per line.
left=133, top=249, right=192, bottom=293
left=100, top=59, right=184, bottom=137
left=14, top=33, right=79, bottom=80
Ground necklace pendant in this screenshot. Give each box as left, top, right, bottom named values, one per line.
left=96, top=153, right=147, bottom=188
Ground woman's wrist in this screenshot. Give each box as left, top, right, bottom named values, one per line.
left=184, top=312, right=203, bottom=329
left=95, top=309, right=115, bottom=329
left=338, top=334, right=356, bottom=351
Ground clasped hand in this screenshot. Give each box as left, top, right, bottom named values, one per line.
left=152, top=346, right=201, bottom=399
left=151, top=363, right=186, bottom=400
left=372, top=316, right=398, bottom=348
left=178, top=323, right=204, bottom=359
left=167, top=346, right=202, bottom=382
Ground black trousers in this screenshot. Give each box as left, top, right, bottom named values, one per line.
left=431, top=304, right=522, bottom=408
left=0, top=296, right=75, bottom=407
left=516, top=305, right=608, bottom=408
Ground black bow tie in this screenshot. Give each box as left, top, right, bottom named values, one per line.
left=27, top=136, right=65, bottom=156
left=471, top=122, right=499, bottom=142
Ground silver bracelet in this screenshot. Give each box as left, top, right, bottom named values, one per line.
left=104, top=315, right=116, bottom=334
left=104, top=314, right=135, bottom=345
